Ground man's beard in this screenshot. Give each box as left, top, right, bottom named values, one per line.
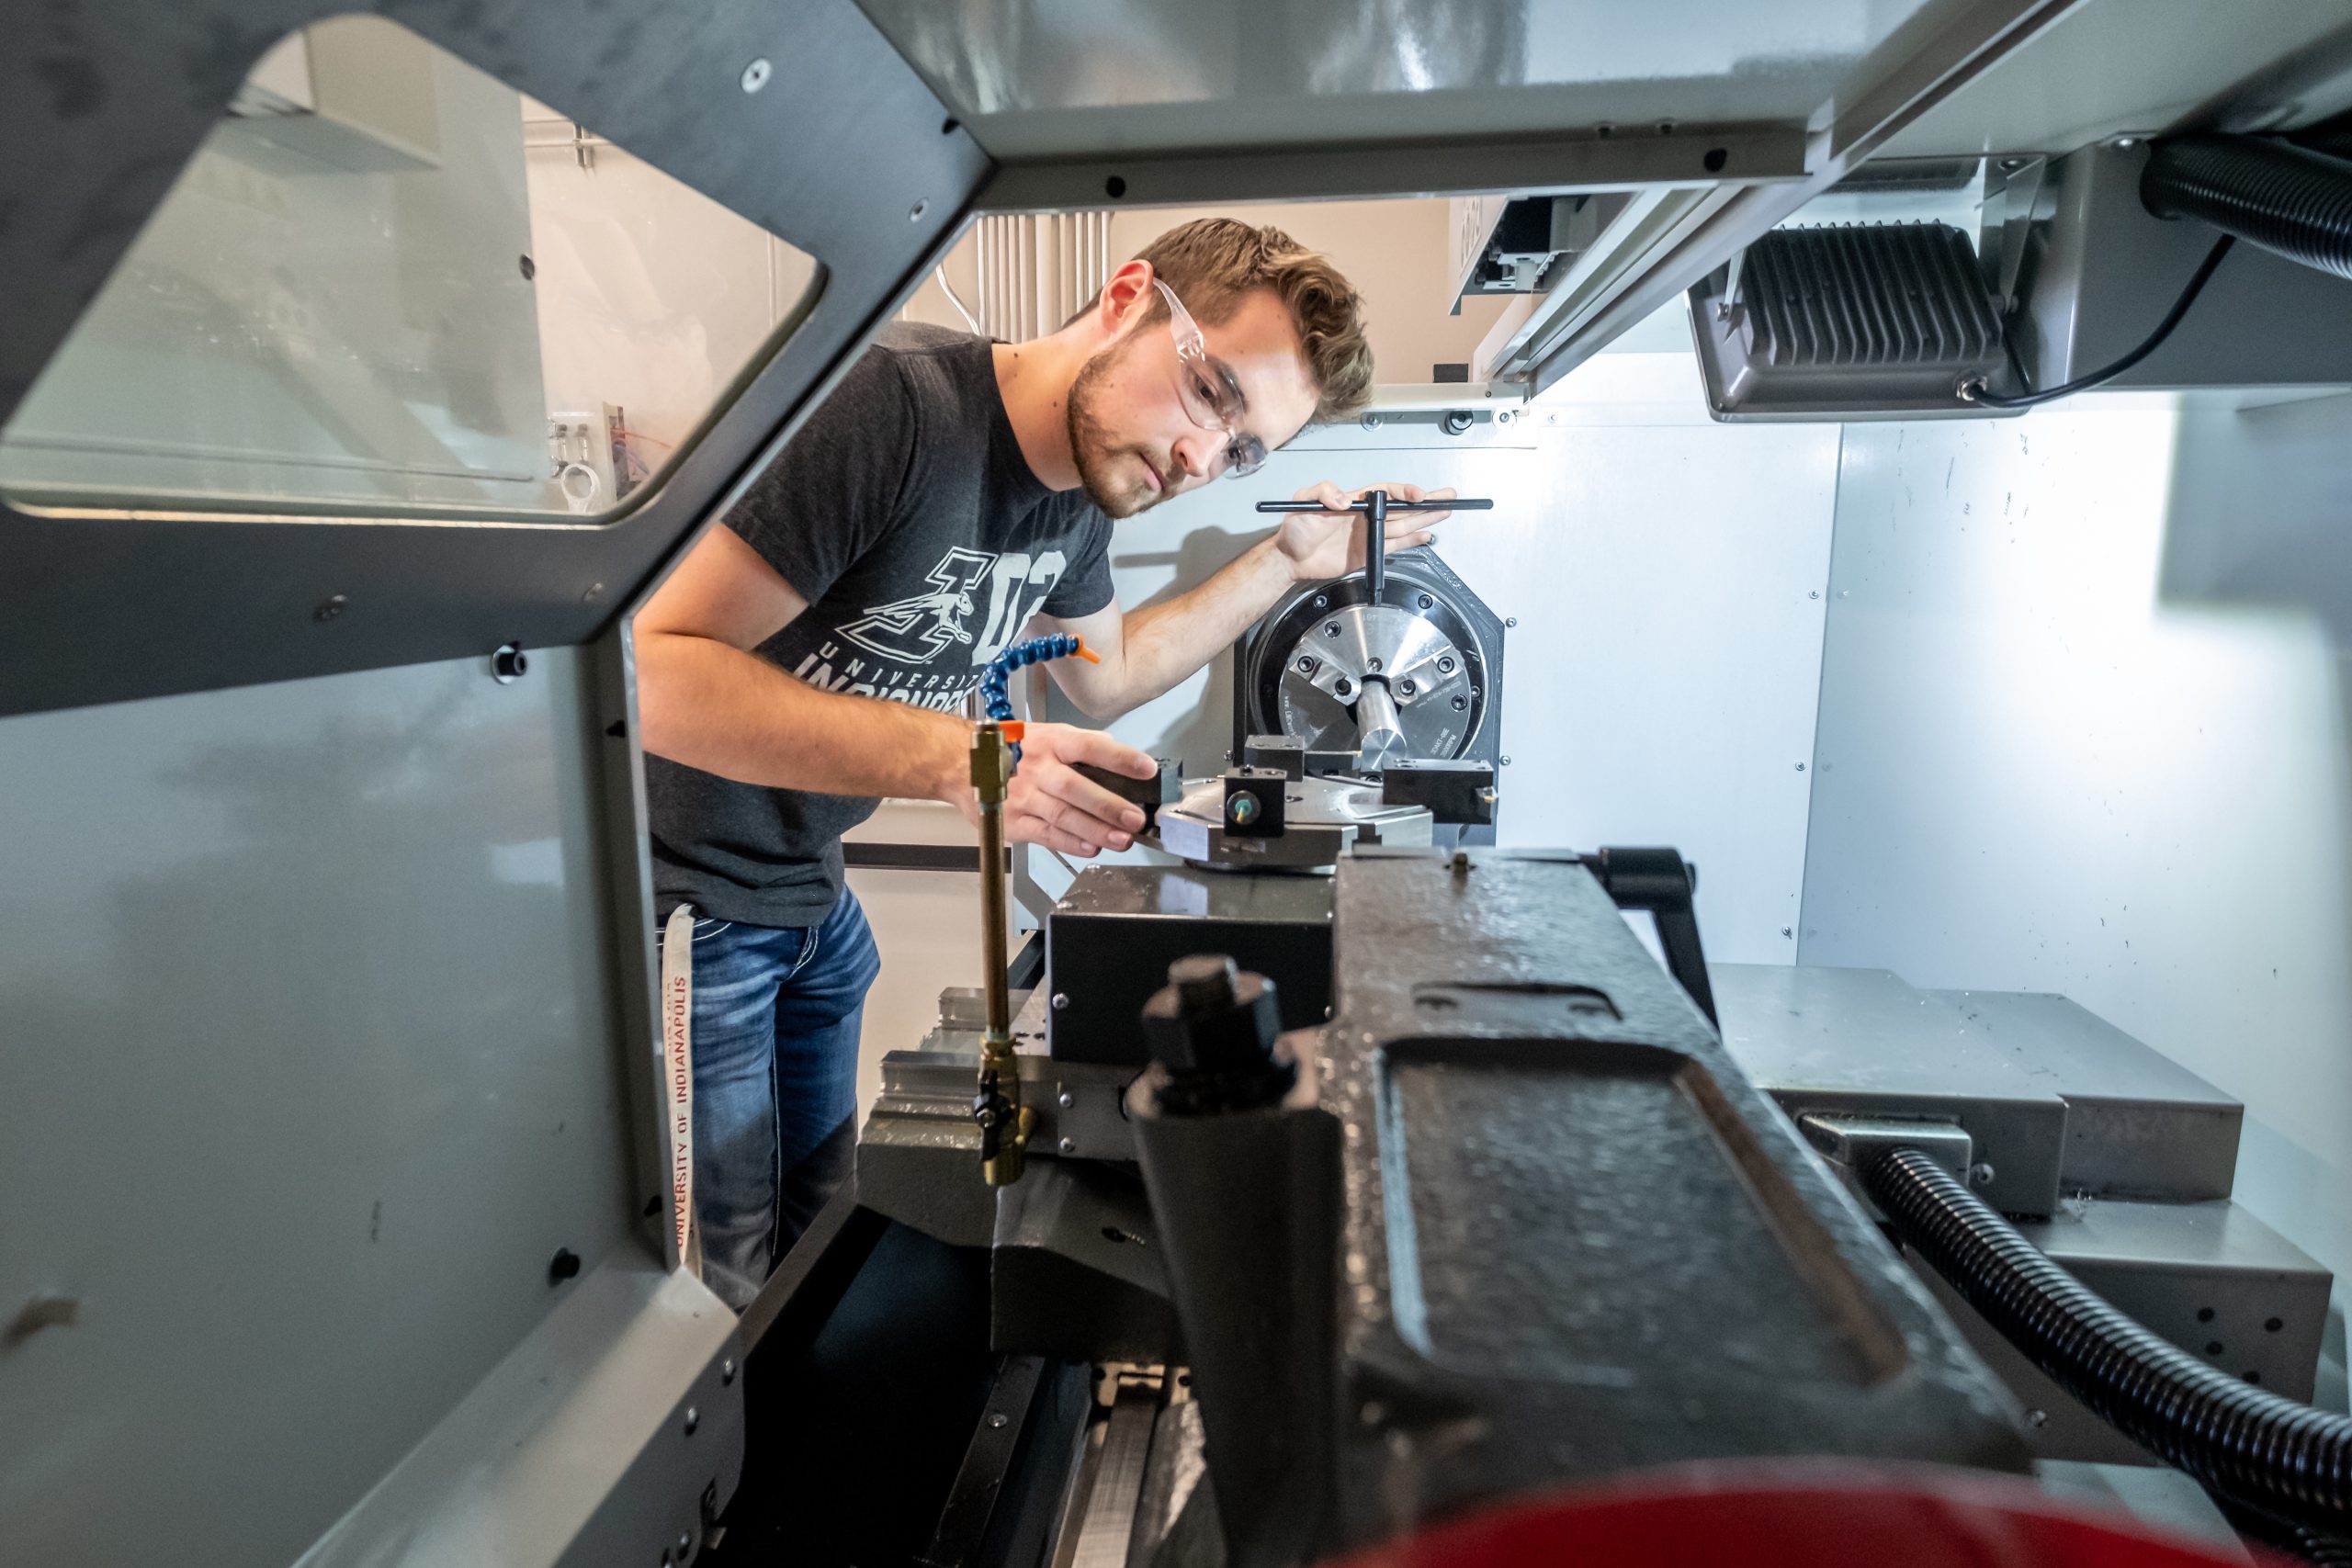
left=1065, top=339, right=1162, bottom=520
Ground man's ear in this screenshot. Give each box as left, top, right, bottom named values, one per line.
left=1095, top=259, right=1155, bottom=335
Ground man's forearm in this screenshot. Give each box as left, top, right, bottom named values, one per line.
left=1094, top=538, right=1295, bottom=716
left=637, top=628, right=968, bottom=801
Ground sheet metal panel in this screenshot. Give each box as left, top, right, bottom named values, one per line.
left=1922, top=987, right=2242, bottom=1202
left=855, top=0, right=1941, bottom=161
left=0, top=648, right=650, bottom=1568
left=1713, top=963, right=2069, bottom=1216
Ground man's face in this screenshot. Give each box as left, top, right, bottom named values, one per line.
left=1065, top=286, right=1321, bottom=519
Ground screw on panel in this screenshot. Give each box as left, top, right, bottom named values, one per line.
left=1312, top=594, right=1329, bottom=610
left=1499, top=756, right=1511, bottom=766
left=1058, top=1137, right=1077, bottom=1155
left=1969, top=1163, right=1996, bottom=1189
left=684, top=1405, right=700, bottom=1436
left=1795, top=762, right=1806, bottom=772
left=314, top=593, right=348, bottom=622
left=1451, top=696, right=1466, bottom=711
left=989, top=1412, right=1010, bottom=1429
left=720, top=1357, right=737, bottom=1385
left=741, top=57, right=772, bottom=93
left=1504, top=617, right=1518, bottom=628
left=1296, top=656, right=1317, bottom=672
left=1057, top=1090, right=1075, bottom=1108
left=1418, top=592, right=1434, bottom=608
left=1438, top=656, right=1455, bottom=673
left=548, top=1247, right=582, bottom=1285
left=910, top=200, right=929, bottom=222
left=679, top=1532, right=694, bottom=1559
left=492, top=643, right=528, bottom=683
left=1334, top=678, right=1353, bottom=697
left=1399, top=680, right=1416, bottom=696
left=1366, top=656, right=1383, bottom=672
left=1324, top=623, right=1341, bottom=637
left=1051, top=992, right=1070, bottom=1011
left=583, top=581, right=606, bottom=602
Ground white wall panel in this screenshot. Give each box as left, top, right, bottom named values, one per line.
left=1802, top=396, right=2352, bottom=1280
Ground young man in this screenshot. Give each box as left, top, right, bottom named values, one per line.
left=637, top=218, right=1453, bottom=1307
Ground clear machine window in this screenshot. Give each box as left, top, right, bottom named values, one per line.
left=0, top=16, right=820, bottom=521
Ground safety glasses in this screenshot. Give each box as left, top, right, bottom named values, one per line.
left=1155, top=279, right=1267, bottom=479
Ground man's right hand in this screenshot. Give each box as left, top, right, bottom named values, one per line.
left=956, top=722, right=1156, bottom=857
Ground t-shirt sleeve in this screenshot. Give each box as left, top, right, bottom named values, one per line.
left=722, top=345, right=918, bottom=605
left=1040, top=506, right=1116, bottom=619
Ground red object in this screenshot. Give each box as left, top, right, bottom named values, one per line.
left=1328, top=1462, right=2288, bottom=1568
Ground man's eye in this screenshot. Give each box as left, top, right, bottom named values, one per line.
left=1190, top=371, right=1221, bottom=406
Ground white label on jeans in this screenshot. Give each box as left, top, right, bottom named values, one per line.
left=661, top=903, right=702, bottom=1277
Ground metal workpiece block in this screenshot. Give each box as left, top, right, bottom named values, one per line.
left=1046, top=864, right=1336, bottom=1066
left=1074, top=758, right=1184, bottom=828
left=989, top=1159, right=1180, bottom=1365
left=1302, top=854, right=2026, bottom=1551
left=1152, top=773, right=1431, bottom=870
left=1920, top=1197, right=2335, bottom=1466
left=1220, top=768, right=1291, bottom=837
left=1919, top=988, right=2242, bottom=1202
left=1713, top=964, right=2069, bottom=1217
left=1378, top=759, right=1498, bottom=826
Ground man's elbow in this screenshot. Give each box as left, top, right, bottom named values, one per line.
left=1065, top=679, right=1132, bottom=724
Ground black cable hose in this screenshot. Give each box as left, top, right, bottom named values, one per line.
left=1960, top=235, right=2234, bottom=408
left=1962, top=130, right=2352, bottom=410
left=2213, top=1493, right=2352, bottom=1567
left=1861, top=1148, right=2352, bottom=1533
left=2143, top=132, right=2352, bottom=283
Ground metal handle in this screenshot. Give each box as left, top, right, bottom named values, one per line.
left=1254, top=491, right=1490, bottom=607
left=1251, top=498, right=1493, bottom=513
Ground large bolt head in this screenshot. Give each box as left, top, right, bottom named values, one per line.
left=1169, top=953, right=1239, bottom=1011
left=1142, top=957, right=1281, bottom=1076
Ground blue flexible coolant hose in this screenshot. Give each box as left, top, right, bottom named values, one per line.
left=977, top=633, right=1091, bottom=763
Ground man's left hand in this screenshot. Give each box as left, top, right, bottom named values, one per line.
left=1272, top=481, right=1458, bottom=583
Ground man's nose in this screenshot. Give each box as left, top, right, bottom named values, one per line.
left=1170, top=432, right=1221, bottom=482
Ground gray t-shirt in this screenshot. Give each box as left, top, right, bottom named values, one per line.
left=647, top=324, right=1114, bottom=927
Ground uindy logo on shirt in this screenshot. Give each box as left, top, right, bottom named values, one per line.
left=828, top=546, right=1070, bottom=668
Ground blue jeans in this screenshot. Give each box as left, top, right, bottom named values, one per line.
left=657, top=891, right=881, bottom=1309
